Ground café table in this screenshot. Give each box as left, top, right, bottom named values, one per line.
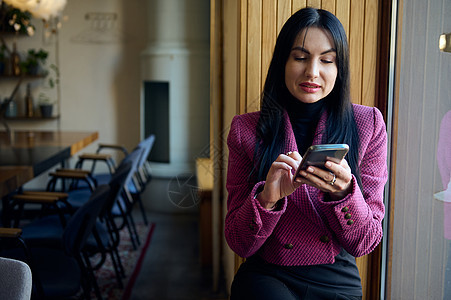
left=0, top=130, right=98, bottom=204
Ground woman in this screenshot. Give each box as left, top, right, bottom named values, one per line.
left=225, top=7, right=388, bottom=300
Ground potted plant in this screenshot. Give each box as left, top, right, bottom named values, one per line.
left=21, top=48, right=48, bottom=75
left=2, top=6, right=35, bottom=36
left=38, top=92, right=54, bottom=117
left=38, top=63, right=59, bottom=117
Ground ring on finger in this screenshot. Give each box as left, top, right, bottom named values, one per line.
left=286, top=151, right=292, bottom=156
left=328, top=173, right=336, bottom=186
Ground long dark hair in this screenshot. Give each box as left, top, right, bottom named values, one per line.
left=254, top=7, right=362, bottom=188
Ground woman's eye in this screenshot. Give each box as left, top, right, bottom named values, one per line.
left=294, top=57, right=306, bottom=61
left=321, top=57, right=336, bottom=64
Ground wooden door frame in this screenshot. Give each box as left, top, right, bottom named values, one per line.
left=380, top=0, right=404, bottom=299
left=365, top=0, right=394, bottom=298
left=371, top=0, right=404, bottom=299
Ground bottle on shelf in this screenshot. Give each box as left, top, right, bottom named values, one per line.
left=10, top=42, right=21, bottom=76
left=25, top=83, right=34, bottom=117
left=4, top=98, right=17, bottom=117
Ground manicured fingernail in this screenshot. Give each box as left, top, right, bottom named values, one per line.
left=326, top=162, right=332, bottom=167
left=307, top=167, right=314, bottom=172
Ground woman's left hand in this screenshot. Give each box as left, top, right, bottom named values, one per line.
left=295, top=158, right=352, bottom=201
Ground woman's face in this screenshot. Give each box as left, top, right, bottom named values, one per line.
left=284, top=27, right=338, bottom=104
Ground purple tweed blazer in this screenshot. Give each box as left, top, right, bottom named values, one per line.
left=225, top=104, right=388, bottom=266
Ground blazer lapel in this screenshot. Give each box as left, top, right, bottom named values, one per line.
left=282, top=109, right=328, bottom=154
left=282, top=110, right=298, bottom=153
left=313, top=109, right=327, bottom=145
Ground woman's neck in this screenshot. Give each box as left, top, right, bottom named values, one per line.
left=286, top=96, right=326, bottom=120
left=286, top=96, right=326, bottom=155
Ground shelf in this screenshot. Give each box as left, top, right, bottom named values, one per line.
left=4, top=115, right=60, bottom=121
left=0, top=74, right=47, bottom=80
left=1, top=20, right=60, bottom=127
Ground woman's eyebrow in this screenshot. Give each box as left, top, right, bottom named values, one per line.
left=291, top=46, right=336, bottom=55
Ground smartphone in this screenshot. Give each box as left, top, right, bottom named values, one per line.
left=294, top=144, right=349, bottom=178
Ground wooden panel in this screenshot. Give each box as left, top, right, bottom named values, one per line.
left=221, top=0, right=241, bottom=291
left=262, top=0, right=277, bottom=90
left=349, top=0, right=365, bottom=104
left=198, top=190, right=213, bottom=266
left=239, top=0, right=248, bottom=114
left=362, top=0, right=379, bottom=107
left=322, top=0, right=336, bottom=14
left=277, top=0, right=292, bottom=34
left=210, top=3, right=224, bottom=289
left=235, top=255, right=246, bottom=274
left=307, top=0, right=321, bottom=8
left=350, top=3, right=380, bottom=295
left=291, top=0, right=307, bottom=13
left=356, top=256, right=370, bottom=299
left=335, top=0, right=350, bottom=42
left=246, top=1, right=262, bottom=112
left=224, top=1, right=386, bottom=298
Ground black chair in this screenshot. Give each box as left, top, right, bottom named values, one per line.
left=127, top=135, right=156, bottom=226
left=106, top=147, right=145, bottom=248
left=0, top=185, right=111, bottom=299
left=15, top=161, right=133, bottom=289
left=81, top=161, right=133, bottom=288
left=54, top=147, right=148, bottom=248
left=70, top=135, right=156, bottom=225
left=19, top=137, right=155, bottom=254
left=74, top=135, right=155, bottom=187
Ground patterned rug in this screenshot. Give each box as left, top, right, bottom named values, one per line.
left=88, top=221, right=155, bottom=300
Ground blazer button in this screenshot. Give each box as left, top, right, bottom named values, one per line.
left=347, top=220, right=354, bottom=225
left=341, top=206, right=349, bottom=212
left=345, top=213, right=352, bottom=219
left=320, top=235, right=330, bottom=243
left=284, top=243, right=294, bottom=249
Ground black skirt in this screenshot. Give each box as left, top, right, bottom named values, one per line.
left=231, top=248, right=362, bottom=300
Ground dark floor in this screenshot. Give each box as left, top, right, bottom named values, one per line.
left=129, top=211, right=228, bottom=300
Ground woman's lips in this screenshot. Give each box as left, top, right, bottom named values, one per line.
left=299, top=82, right=321, bottom=93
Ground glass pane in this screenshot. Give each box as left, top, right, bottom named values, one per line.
left=389, top=0, right=451, bottom=299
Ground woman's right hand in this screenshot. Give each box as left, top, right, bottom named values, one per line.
left=257, top=151, right=302, bottom=210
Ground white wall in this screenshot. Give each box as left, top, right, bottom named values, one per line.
left=2, top=0, right=210, bottom=190
left=3, top=0, right=149, bottom=154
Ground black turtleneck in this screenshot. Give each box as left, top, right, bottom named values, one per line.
left=286, top=97, right=326, bottom=155
left=284, top=97, right=361, bottom=294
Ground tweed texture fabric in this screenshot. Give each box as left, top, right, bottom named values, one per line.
left=225, top=104, right=388, bottom=266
